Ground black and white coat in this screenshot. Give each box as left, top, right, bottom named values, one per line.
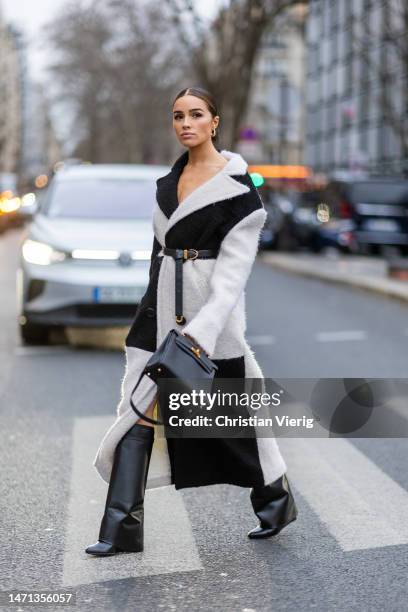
left=93, top=149, right=287, bottom=490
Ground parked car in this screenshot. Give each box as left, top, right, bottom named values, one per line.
left=287, top=189, right=357, bottom=253
left=17, top=163, right=170, bottom=344
left=259, top=187, right=296, bottom=250
left=325, top=177, right=408, bottom=255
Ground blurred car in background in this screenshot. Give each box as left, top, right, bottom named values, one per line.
left=254, top=167, right=408, bottom=255
left=259, top=188, right=297, bottom=251
left=324, top=177, right=408, bottom=256
left=288, top=189, right=358, bottom=254
left=17, top=163, right=170, bottom=344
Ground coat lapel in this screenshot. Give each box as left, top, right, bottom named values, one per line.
left=155, top=149, right=251, bottom=243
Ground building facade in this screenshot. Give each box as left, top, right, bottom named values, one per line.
left=238, top=5, right=307, bottom=164
left=305, top=0, right=408, bottom=176
left=0, top=4, right=61, bottom=187
left=0, top=8, right=22, bottom=176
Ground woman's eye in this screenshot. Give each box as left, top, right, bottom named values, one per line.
left=174, top=113, right=202, bottom=119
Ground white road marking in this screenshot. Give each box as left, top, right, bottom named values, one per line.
left=62, top=416, right=203, bottom=586
left=63, top=416, right=408, bottom=584
left=13, top=330, right=372, bottom=354
left=387, top=395, right=408, bottom=421
left=281, top=437, right=408, bottom=551
left=14, top=346, right=78, bottom=356
left=316, top=330, right=367, bottom=342
left=247, top=335, right=276, bottom=345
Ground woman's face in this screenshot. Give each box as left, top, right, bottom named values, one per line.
left=172, top=95, right=219, bottom=147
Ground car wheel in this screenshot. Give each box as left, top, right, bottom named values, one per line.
left=310, top=240, right=323, bottom=253
left=380, top=245, right=401, bottom=258
left=369, top=244, right=381, bottom=256
left=20, top=322, right=50, bottom=345
left=276, top=230, right=298, bottom=252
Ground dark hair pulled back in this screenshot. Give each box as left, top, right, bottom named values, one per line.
left=173, top=86, right=220, bottom=144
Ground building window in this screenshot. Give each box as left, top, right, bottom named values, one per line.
left=359, top=127, right=369, bottom=153
left=358, top=81, right=370, bottom=126
left=309, top=43, right=318, bottom=75
left=330, top=29, right=338, bottom=65
left=330, top=0, right=339, bottom=30
left=344, top=59, right=353, bottom=96
left=344, top=16, right=353, bottom=62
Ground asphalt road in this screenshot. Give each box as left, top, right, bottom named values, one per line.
left=1, top=227, right=407, bottom=612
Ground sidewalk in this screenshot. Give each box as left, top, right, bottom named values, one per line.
left=259, top=250, right=408, bottom=303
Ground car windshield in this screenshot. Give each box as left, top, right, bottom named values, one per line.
left=349, top=182, right=408, bottom=204
left=290, top=190, right=326, bottom=208
left=43, top=178, right=157, bottom=219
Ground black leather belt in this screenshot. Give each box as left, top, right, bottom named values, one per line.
left=162, top=247, right=219, bottom=325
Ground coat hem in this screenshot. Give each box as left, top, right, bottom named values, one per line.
left=173, top=474, right=266, bottom=491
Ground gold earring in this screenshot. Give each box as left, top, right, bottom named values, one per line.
left=211, top=127, right=216, bottom=137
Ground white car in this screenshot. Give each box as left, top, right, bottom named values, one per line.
left=16, top=163, right=170, bottom=344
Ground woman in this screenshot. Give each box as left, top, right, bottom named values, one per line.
left=86, top=87, right=298, bottom=556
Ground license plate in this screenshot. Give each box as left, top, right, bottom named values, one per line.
left=363, top=219, right=399, bottom=232
left=93, top=286, right=143, bottom=303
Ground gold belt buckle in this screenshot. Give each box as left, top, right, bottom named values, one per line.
left=183, top=249, right=198, bottom=260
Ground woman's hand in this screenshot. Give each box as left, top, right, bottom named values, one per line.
left=181, top=331, right=210, bottom=358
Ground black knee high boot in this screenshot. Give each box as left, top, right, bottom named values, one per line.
left=85, top=423, right=154, bottom=556
left=247, top=473, right=298, bottom=539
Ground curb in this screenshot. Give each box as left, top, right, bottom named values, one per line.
left=259, top=252, right=408, bottom=304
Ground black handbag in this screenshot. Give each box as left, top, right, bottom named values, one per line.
left=129, top=328, right=218, bottom=425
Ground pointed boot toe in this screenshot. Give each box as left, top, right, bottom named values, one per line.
left=85, top=540, right=122, bottom=556
left=247, top=516, right=296, bottom=539
left=247, top=525, right=280, bottom=539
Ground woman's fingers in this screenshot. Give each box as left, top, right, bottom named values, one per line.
left=182, top=332, right=209, bottom=357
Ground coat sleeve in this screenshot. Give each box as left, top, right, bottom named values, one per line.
left=182, top=184, right=267, bottom=357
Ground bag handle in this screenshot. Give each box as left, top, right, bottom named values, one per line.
left=129, top=369, right=164, bottom=426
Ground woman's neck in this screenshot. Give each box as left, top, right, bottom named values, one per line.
left=186, top=142, right=225, bottom=168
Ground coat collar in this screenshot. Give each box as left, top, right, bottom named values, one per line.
left=156, top=149, right=251, bottom=238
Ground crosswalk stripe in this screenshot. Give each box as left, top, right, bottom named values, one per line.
left=316, top=330, right=367, bottom=342
left=62, top=416, right=203, bottom=586
left=247, top=335, right=276, bottom=345
left=280, top=437, right=408, bottom=551
left=388, top=396, right=408, bottom=421
left=14, top=346, right=78, bottom=356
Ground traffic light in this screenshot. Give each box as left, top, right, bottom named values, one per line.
left=250, top=172, right=264, bottom=188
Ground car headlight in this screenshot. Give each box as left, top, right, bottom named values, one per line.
left=22, top=239, right=67, bottom=265
left=131, top=250, right=152, bottom=260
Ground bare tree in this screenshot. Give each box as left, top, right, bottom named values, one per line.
left=44, top=1, right=113, bottom=162
left=44, top=0, right=307, bottom=161
left=104, top=0, right=194, bottom=163
left=43, top=0, right=189, bottom=163
left=164, top=0, right=307, bottom=149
